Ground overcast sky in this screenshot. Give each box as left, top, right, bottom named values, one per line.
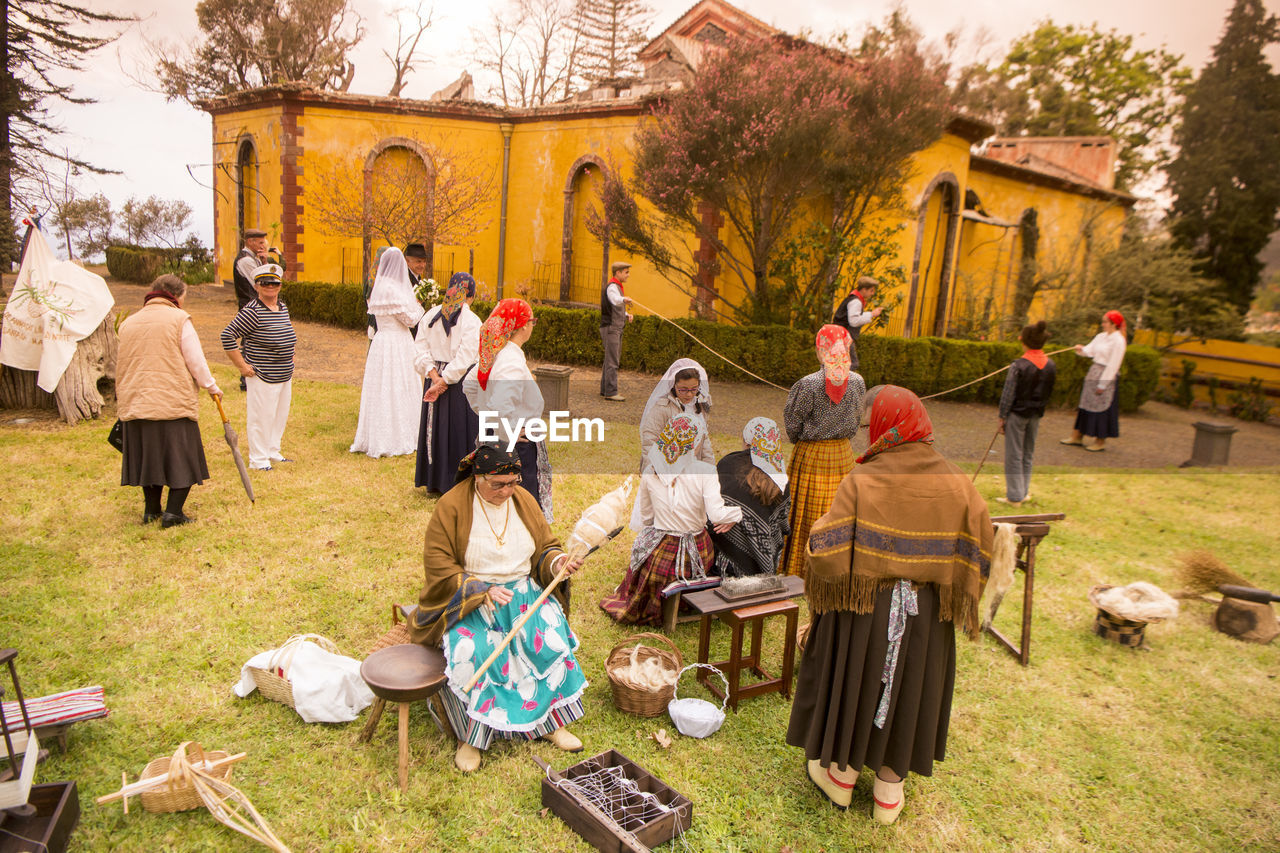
left=39, top=0, right=1264, bottom=256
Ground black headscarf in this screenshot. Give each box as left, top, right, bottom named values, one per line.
left=455, top=444, right=522, bottom=484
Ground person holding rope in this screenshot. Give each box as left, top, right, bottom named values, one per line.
left=1060, top=310, right=1127, bottom=452
left=788, top=386, right=992, bottom=825
left=997, top=320, right=1056, bottom=505
left=599, top=261, right=634, bottom=402
left=408, top=446, right=587, bottom=773
left=780, top=325, right=865, bottom=578
left=600, top=413, right=740, bottom=626
left=831, top=277, right=883, bottom=370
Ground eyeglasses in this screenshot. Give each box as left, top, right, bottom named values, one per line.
left=481, top=476, right=520, bottom=490
left=673, top=384, right=699, bottom=397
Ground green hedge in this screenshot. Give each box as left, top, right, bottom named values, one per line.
left=104, top=246, right=167, bottom=284
left=282, top=281, right=1159, bottom=411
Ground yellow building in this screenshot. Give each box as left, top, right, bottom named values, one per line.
left=202, top=0, right=1134, bottom=337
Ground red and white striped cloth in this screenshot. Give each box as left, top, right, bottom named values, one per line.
left=1, top=686, right=107, bottom=733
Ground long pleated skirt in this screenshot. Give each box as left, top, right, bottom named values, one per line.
left=786, top=583, right=955, bottom=779
left=120, top=418, right=209, bottom=489
left=780, top=439, right=855, bottom=578
left=414, top=379, right=479, bottom=492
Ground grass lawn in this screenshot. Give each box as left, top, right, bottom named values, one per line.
left=2, top=365, right=1278, bottom=852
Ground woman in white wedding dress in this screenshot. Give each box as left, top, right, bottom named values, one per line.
left=351, top=248, right=426, bottom=457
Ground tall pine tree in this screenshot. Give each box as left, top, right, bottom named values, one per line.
left=571, top=0, right=653, bottom=83
left=1167, top=0, right=1280, bottom=315
left=1, top=0, right=132, bottom=270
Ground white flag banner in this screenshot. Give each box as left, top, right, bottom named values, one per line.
left=1, top=225, right=115, bottom=392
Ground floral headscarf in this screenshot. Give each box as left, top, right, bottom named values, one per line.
left=477, top=298, right=534, bottom=390
left=816, top=324, right=853, bottom=404
left=645, top=413, right=707, bottom=483
left=743, top=416, right=787, bottom=491
left=428, top=272, right=477, bottom=335
left=857, top=385, right=934, bottom=464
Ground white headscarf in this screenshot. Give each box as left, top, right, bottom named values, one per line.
left=644, top=412, right=708, bottom=485
left=367, top=248, right=420, bottom=314
left=743, top=416, right=787, bottom=492
left=640, top=358, right=712, bottom=429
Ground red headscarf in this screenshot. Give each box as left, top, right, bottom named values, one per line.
left=815, top=324, right=853, bottom=404
left=1105, top=310, right=1126, bottom=333
left=477, top=298, right=534, bottom=390
left=857, top=385, right=934, bottom=464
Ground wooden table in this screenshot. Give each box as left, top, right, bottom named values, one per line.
left=683, top=576, right=805, bottom=711
left=985, top=513, right=1064, bottom=666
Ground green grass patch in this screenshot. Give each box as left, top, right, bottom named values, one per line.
left=1, top=365, right=1277, bottom=851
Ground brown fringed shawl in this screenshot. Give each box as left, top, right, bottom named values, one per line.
left=409, top=479, right=569, bottom=646
left=805, top=441, right=993, bottom=639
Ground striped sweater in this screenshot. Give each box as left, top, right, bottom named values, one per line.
left=221, top=299, right=297, bottom=383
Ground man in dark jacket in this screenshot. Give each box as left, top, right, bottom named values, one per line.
left=831, top=276, right=882, bottom=370
left=997, top=320, right=1056, bottom=505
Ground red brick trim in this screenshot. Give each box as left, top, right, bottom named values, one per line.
left=280, top=104, right=304, bottom=278
left=693, top=201, right=722, bottom=318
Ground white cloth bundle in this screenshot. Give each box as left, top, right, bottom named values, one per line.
left=566, top=476, right=633, bottom=559
left=234, top=640, right=375, bottom=723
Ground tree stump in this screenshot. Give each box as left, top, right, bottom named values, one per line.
left=0, top=312, right=117, bottom=425
left=1214, top=597, right=1280, bottom=644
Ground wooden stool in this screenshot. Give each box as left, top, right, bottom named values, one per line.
left=358, top=643, right=454, bottom=793
left=696, top=598, right=799, bottom=712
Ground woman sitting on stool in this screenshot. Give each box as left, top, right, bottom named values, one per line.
left=408, top=446, right=586, bottom=773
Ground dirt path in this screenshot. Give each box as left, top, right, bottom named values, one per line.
left=116, top=277, right=1280, bottom=469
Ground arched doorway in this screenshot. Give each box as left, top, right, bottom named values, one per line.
left=906, top=174, right=960, bottom=337
left=561, top=155, right=609, bottom=303
left=361, top=138, right=434, bottom=284
left=236, top=137, right=258, bottom=238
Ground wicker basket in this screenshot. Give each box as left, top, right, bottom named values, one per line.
left=368, top=603, right=414, bottom=654
left=139, top=743, right=234, bottom=813
left=605, top=633, right=683, bottom=717
left=1088, top=585, right=1161, bottom=648
left=247, top=634, right=339, bottom=708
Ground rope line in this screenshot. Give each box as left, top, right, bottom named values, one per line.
left=627, top=298, right=1073, bottom=402
left=628, top=298, right=790, bottom=392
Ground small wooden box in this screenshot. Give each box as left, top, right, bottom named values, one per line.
left=0, top=781, right=80, bottom=853
left=541, top=749, right=692, bottom=852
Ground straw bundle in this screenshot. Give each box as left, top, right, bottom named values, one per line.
left=1176, top=550, right=1252, bottom=595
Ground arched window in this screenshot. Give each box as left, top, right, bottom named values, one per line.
left=361, top=138, right=435, bottom=283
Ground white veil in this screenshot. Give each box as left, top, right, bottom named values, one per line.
left=640, top=358, right=713, bottom=427
left=367, top=248, right=421, bottom=314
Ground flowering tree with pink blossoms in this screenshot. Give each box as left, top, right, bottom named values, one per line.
left=596, top=35, right=953, bottom=327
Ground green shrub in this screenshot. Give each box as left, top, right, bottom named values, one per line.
left=104, top=245, right=167, bottom=284
left=283, top=284, right=1160, bottom=411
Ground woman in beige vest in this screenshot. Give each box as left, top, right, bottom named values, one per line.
left=116, top=275, right=222, bottom=528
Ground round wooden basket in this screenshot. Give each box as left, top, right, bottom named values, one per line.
left=139, top=744, right=233, bottom=813
left=605, top=632, right=684, bottom=717
left=247, top=634, right=339, bottom=709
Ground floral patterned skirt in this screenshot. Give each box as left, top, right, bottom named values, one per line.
left=442, top=576, right=587, bottom=748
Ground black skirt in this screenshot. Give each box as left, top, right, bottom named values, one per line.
left=414, top=379, right=479, bottom=492
left=1073, top=391, right=1120, bottom=439
left=120, top=418, right=209, bottom=488
left=786, top=583, right=955, bottom=778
